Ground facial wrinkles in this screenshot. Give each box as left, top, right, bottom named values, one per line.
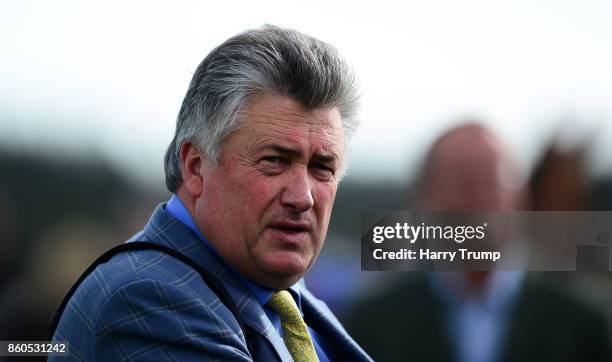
left=249, top=133, right=338, bottom=240
left=237, top=100, right=341, bottom=199
left=190, top=93, right=350, bottom=289
left=248, top=103, right=343, bottom=158
left=249, top=121, right=341, bottom=201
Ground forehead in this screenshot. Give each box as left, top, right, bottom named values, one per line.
left=236, top=94, right=344, bottom=155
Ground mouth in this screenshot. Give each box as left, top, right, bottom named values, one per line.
left=268, top=221, right=311, bottom=245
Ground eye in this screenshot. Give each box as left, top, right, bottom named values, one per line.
left=310, top=162, right=335, bottom=175
left=261, top=156, right=282, bottom=164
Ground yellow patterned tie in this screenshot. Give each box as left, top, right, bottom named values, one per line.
left=267, top=290, right=320, bottom=362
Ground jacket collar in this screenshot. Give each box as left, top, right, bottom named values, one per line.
left=140, top=203, right=293, bottom=361
left=301, top=287, right=373, bottom=362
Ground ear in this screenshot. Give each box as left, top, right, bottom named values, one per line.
left=180, top=141, right=204, bottom=198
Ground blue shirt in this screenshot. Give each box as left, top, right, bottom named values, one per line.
left=429, top=271, right=524, bottom=362
left=165, top=195, right=330, bottom=361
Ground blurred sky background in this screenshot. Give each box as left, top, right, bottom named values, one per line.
left=2, top=0, right=612, bottom=186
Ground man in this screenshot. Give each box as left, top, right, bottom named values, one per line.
left=345, top=123, right=611, bottom=362
left=52, top=25, right=372, bottom=361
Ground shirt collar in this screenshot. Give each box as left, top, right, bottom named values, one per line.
left=165, top=194, right=302, bottom=307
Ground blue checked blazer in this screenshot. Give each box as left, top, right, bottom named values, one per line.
left=51, top=204, right=372, bottom=361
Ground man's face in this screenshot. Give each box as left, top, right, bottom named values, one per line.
left=194, top=94, right=344, bottom=289
left=423, top=130, right=514, bottom=211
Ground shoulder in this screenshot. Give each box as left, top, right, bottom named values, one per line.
left=52, top=246, right=250, bottom=361
left=506, top=275, right=612, bottom=361
left=518, top=275, right=610, bottom=329
left=72, top=247, right=214, bottom=312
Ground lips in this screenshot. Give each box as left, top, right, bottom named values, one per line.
left=269, top=221, right=311, bottom=232
left=267, top=221, right=312, bottom=245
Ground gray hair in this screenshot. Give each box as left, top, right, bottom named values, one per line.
left=163, top=25, right=360, bottom=192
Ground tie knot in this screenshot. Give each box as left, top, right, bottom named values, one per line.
left=267, top=290, right=302, bottom=324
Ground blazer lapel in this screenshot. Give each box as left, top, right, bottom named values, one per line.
left=139, top=204, right=293, bottom=361
left=300, top=287, right=373, bottom=362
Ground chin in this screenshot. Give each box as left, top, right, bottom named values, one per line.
left=268, top=260, right=308, bottom=278
left=260, top=254, right=311, bottom=286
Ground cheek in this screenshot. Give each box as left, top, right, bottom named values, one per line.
left=226, top=171, right=280, bottom=231
left=244, top=174, right=279, bottom=207
left=312, top=183, right=337, bottom=227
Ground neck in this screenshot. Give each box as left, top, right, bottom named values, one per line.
left=463, top=271, right=491, bottom=297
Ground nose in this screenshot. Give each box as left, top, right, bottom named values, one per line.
left=280, top=166, right=314, bottom=212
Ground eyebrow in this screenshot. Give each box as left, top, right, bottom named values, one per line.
left=263, top=144, right=302, bottom=158
left=260, top=144, right=339, bottom=163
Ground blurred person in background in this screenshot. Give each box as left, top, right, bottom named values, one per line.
left=344, top=123, right=611, bottom=362
left=529, top=137, right=612, bottom=330
left=51, top=25, right=372, bottom=361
